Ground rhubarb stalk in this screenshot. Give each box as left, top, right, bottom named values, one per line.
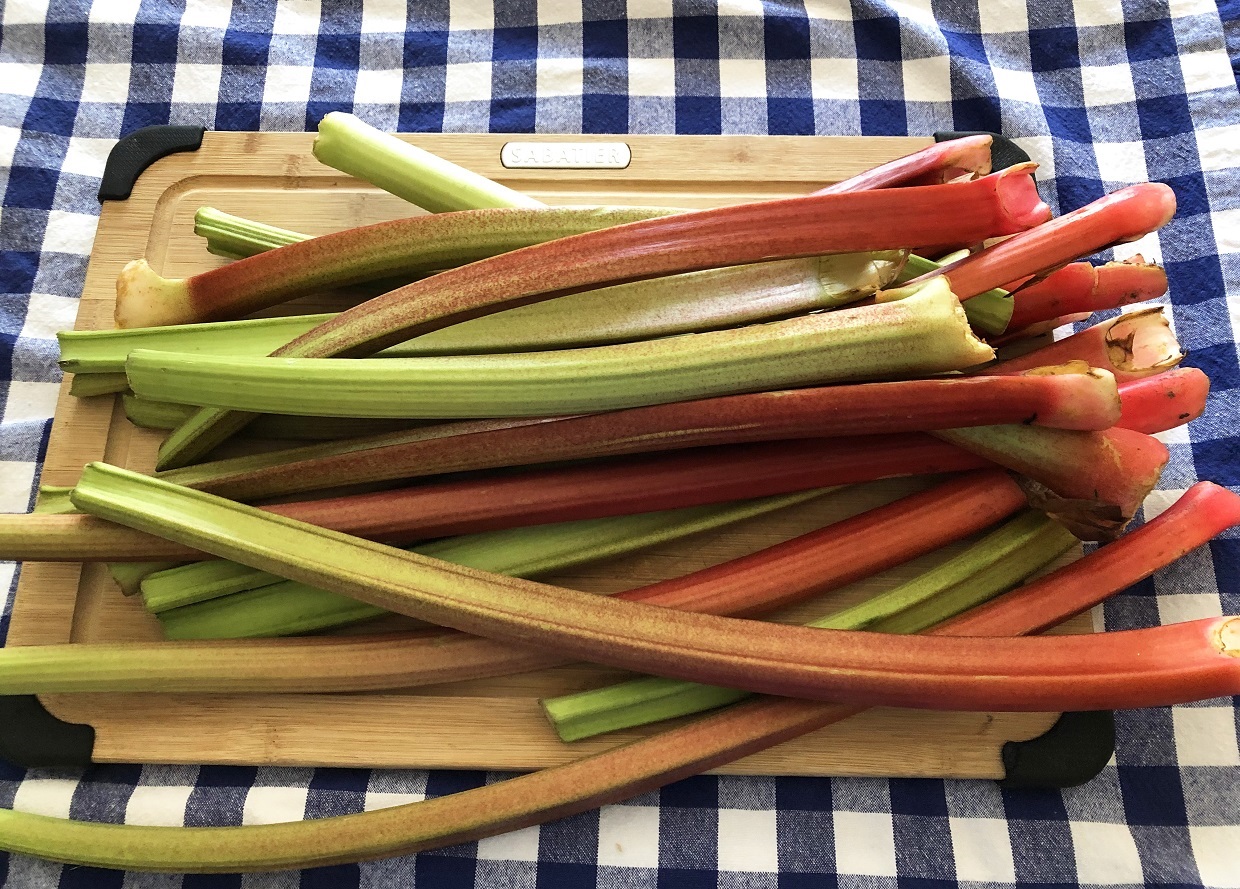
left=1005, top=256, right=1167, bottom=331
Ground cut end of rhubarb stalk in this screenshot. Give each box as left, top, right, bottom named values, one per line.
left=1107, top=308, right=1184, bottom=376
left=994, top=162, right=1052, bottom=231
left=1108, top=184, right=1178, bottom=243
left=1219, top=618, right=1240, bottom=657
left=115, top=259, right=193, bottom=330
left=814, top=251, right=908, bottom=303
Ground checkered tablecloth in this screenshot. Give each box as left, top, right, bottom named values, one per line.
left=2, top=1, right=1238, bottom=886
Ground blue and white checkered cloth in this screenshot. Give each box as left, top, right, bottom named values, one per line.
left=2, top=1, right=1238, bottom=886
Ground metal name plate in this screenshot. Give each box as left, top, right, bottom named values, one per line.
left=500, top=141, right=632, bottom=169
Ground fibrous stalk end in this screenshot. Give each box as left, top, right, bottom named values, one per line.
left=115, top=259, right=193, bottom=330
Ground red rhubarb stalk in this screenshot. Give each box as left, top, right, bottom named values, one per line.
left=1116, top=367, right=1210, bottom=434
left=69, top=462, right=1240, bottom=714
left=986, top=307, right=1183, bottom=380
left=6, top=437, right=989, bottom=561
left=156, top=168, right=1049, bottom=468
left=1006, top=257, right=1167, bottom=330
left=891, top=183, right=1176, bottom=301
left=814, top=134, right=993, bottom=192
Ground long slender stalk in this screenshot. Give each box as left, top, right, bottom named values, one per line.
left=123, top=394, right=418, bottom=440
left=67, top=462, right=1240, bottom=713
left=1, top=481, right=1236, bottom=873
left=1006, top=256, right=1167, bottom=330
left=813, top=134, right=993, bottom=192
left=1, top=471, right=1028, bottom=688
left=194, top=208, right=306, bottom=259
left=67, top=372, right=128, bottom=397
left=1117, top=368, right=1210, bottom=434
left=896, top=252, right=1013, bottom=335
left=143, top=488, right=827, bottom=618
left=543, top=510, right=1077, bottom=741
left=154, top=167, right=1048, bottom=468
left=126, top=282, right=997, bottom=420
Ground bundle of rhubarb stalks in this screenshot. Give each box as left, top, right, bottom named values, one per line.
left=1, top=115, right=1238, bottom=873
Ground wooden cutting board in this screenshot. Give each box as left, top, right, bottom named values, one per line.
left=5, top=131, right=1099, bottom=779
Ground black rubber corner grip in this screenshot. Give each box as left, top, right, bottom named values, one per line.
left=98, top=124, right=206, bottom=202
left=0, top=695, right=95, bottom=768
left=999, top=710, right=1115, bottom=789
left=933, top=130, right=1031, bottom=171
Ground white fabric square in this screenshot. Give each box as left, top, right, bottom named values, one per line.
left=450, top=0, right=494, bottom=31
left=3, top=381, right=60, bottom=426
left=444, top=61, right=494, bottom=104
left=180, top=0, right=233, bottom=30
left=1094, top=140, right=1148, bottom=183
left=1169, top=0, right=1220, bottom=17
left=718, top=808, right=778, bottom=872
left=1013, top=135, right=1055, bottom=178
left=1179, top=52, right=1237, bottom=94
left=1157, top=592, right=1223, bottom=624
left=992, top=66, right=1040, bottom=104
left=1080, top=63, right=1136, bottom=107
left=804, top=0, right=854, bottom=20
left=833, top=811, right=898, bottom=877
left=172, top=63, right=224, bottom=105
left=537, top=57, right=584, bottom=98
left=125, top=784, right=194, bottom=826
left=1214, top=207, right=1240, bottom=255
left=627, top=0, right=675, bottom=18
left=3, top=0, right=50, bottom=26
left=901, top=55, right=949, bottom=103
left=1069, top=821, right=1144, bottom=884
left=363, top=791, right=424, bottom=811
left=891, top=0, right=938, bottom=29
left=360, top=0, right=409, bottom=33
left=538, top=0, right=586, bottom=25
left=355, top=67, right=404, bottom=104
left=81, top=63, right=132, bottom=104
left=1191, top=826, right=1240, bottom=888
left=0, top=462, right=36, bottom=514
left=597, top=805, right=660, bottom=868
left=87, top=0, right=141, bottom=24
left=977, top=1, right=1028, bottom=33
left=21, top=292, right=78, bottom=340
left=263, top=65, right=315, bottom=104
left=950, top=817, right=1016, bottom=882
left=0, top=63, right=42, bottom=100
left=241, top=786, right=309, bottom=825
left=272, top=0, right=321, bottom=35
left=1073, top=1, right=1127, bottom=26
left=718, top=0, right=767, bottom=15
left=1154, top=422, right=1191, bottom=445
left=629, top=57, right=677, bottom=97
left=477, top=824, right=541, bottom=862
left=0, top=562, right=15, bottom=615
left=1196, top=124, right=1240, bottom=173
left=1142, top=487, right=1190, bottom=521
left=1111, top=231, right=1162, bottom=264
left=719, top=59, right=768, bottom=98
left=811, top=56, right=859, bottom=101
left=1173, top=707, right=1240, bottom=766
left=0, top=126, right=19, bottom=170
left=13, top=778, right=77, bottom=819
left=61, top=135, right=114, bottom=177
left=44, top=208, right=98, bottom=255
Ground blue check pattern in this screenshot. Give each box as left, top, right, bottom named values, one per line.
left=1, top=1, right=1238, bottom=886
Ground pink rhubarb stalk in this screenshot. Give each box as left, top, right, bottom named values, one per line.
left=1006, top=256, right=1167, bottom=330
left=1116, top=367, right=1210, bottom=434
left=68, top=462, right=1240, bottom=714
left=891, top=183, right=1176, bottom=301
left=156, top=168, right=1049, bottom=468
left=814, top=134, right=993, bottom=193
left=987, top=307, right=1183, bottom=380
left=3, top=437, right=989, bottom=562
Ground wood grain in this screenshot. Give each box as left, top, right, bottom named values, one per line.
left=7, top=132, right=1084, bottom=775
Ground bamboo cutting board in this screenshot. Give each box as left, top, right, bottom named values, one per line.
left=4, top=131, right=1102, bottom=780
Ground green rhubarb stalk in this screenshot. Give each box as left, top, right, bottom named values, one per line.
left=153, top=167, right=1047, bottom=467
left=67, top=372, right=128, bottom=397
left=150, top=488, right=830, bottom=634
left=313, top=112, right=544, bottom=211
left=543, top=509, right=1076, bottom=741
left=194, top=208, right=306, bottom=260
left=123, top=394, right=419, bottom=440
left=127, top=279, right=995, bottom=419
left=33, top=486, right=77, bottom=515
left=67, top=462, right=1240, bottom=713
left=66, top=251, right=905, bottom=377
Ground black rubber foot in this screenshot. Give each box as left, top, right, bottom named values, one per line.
left=0, top=695, right=96, bottom=768
left=1000, top=710, right=1115, bottom=789
left=98, top=124, right=206, bottom=202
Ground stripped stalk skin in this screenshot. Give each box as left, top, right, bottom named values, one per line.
left=2, top=481, right=1237, bottom=873
left=0, top=438, right=989, bottom=562
left=154, top=167, right=1049, bottom=467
